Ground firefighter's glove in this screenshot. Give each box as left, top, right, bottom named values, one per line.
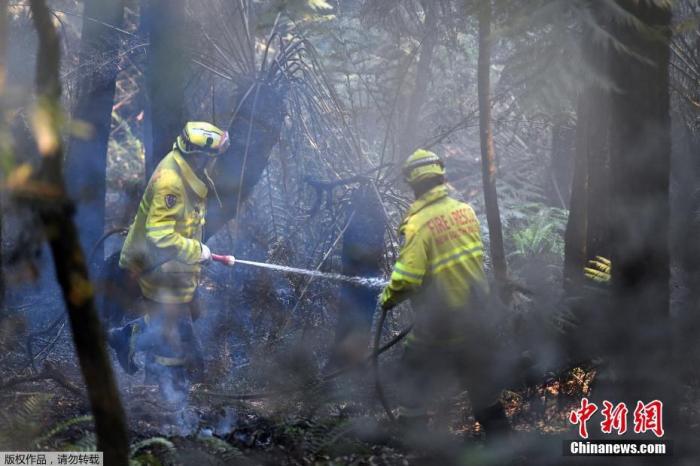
left=584, top=256, right=611, bottom=283
left=199, top=243, right=212, bottom=263
left=378, top=288, right=393, bottom=311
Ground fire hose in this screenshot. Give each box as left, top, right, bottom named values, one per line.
left=372, top=307, right=397, bottom=421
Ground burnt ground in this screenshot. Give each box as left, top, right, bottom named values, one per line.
left=0, top=362, right=597, bottom=465
left=1, top=297, right=600, bottom=465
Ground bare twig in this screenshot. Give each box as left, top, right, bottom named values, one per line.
left=0, top=362, right=82, bottom=398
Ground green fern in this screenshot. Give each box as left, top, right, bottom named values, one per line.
left=31, top=416, right=181, bottom=465
left=33, top=415, right=93, bottom=448
left=301, top=417, right=352, bottom=456
left=130, top=437, right=177, bottom=465
left=196, top=436, right=243, bottom=463
left=67, top=432, right=97, bottom=452
left=507, top=204, right=568, bottom=259
left=130, top=437, right=175, bottom=455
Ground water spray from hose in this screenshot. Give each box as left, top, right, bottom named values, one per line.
left=212, top=254, right=388, bottom=289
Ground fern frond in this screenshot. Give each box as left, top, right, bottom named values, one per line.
left=196, top=436, right=243, bottom=462
left=67, top=433, right=97, bottom=452
left=34, top=415, right=93, bottom=448
left=130, top=437, right=176, bottom=455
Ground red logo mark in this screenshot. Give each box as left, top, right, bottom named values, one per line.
left=569, top=397, right=598, bottom=439
left=633, top=400, right=664, bottom=438
left=600, top=401, right=629, bottom=435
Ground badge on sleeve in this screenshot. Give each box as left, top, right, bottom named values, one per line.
left=165, top=194, right=177, bottom=209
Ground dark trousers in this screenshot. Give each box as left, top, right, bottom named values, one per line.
left=130, top=297, right=204, bottom=381
left=396, top=336, right=511, bottom=437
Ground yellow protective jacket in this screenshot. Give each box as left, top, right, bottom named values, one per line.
left=380, top=185, right=489, bottom=341
left=119, top=149, right=208, bottom=304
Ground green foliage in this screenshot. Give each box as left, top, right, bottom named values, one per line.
left=34, top=414, right=93, bottom=448
left=130, top=437, right=175, bottom=455
left=507, top=203, right=568, bottom=259
left=130, top=437, right=176, bottom=466
left=305, top=0, right=333, bottom=11
left=194, top=436, right=243, bottom=463
left=107, top=111, right=144, bottom=192
left=301, top=418, right=351, bottom=456
left=2, top=413, right=175, bottom=464
left=69, top=432, right=97, bottom=452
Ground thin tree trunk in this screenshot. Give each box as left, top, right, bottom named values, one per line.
left=564, top=12, right=612, bottom=291
left=584, top=85, right=610, bottom=260
left=143, top=0, right=187, bottom=178
left=607, top=0, right=672, bottom=413
left=581, top=9, right=612, bottom=263
left=398, top=0, right=438, bottom=159
left=563, top=95, right=588, bottom=291
left=329, top=185, right=385, bottom=368
left=477, top=0, right=507, bottom=286
left=548, top=117, right=575, bottom=209
left=29, top=1, right=129, bottom=464
left=0, top=0, right=6, bottom=92
left=0, top=0, right=7, bottom=310
left=65, top=0, right=125, bottom=266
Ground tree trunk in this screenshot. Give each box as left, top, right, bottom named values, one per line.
left=584, top=85, right=610, bottom=261
left=142, top=0, right=187, bottom=178
left=563, top=13, right=612, bottom=291
left=548, top=118, right=575, bottom=209
left=29, top=1, right=129, bottom=463
left=670, top=0, right=700, bottom=385
left=65, top=0, right=125, bottom=266
left=581, top=9, right=612, bottom=263
left=672, top=119, right=700, bottom=382
left=477, top=0, right=507, bottom=286
left=328, top=185, right=385, bottom=368
left=0, top=0, right=6, bottom=92
left=563, top=95, right=589, bottom=290
left=398, top=0, right=438, bottom=159
left=607, top=0, right=672, bottom=410
left=0, top=0, right=7, bottom=310
left=204, top=81, right=287, bottom=239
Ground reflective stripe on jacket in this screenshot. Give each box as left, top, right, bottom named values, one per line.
left=119, top=149, right=208, bottom=304
left=380, top=185, right=489, bottom=339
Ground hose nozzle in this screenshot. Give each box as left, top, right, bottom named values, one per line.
left=212, top=254, right=236, bottom=267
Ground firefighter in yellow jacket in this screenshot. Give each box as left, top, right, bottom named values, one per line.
left=380, top=149, right=511, bottom=438
left=109, top=121, right=231, bottom=399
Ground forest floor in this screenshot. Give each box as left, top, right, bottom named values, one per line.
left=3, top=259, right=699, bottom=464
left=0, top=306, right=600, bottom=466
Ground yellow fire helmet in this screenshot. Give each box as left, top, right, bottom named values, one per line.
left=402, top=149, right=445, bottom=184
left=175, top=121, right=230, bottom=157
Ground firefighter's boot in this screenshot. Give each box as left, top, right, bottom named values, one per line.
left=107, top=317, right=147, bottom=375
left=179, top=320, right=205, bottom=383
left=153, top=355, right=189, bottom=403
left=144, top=351, right=158, bottom=385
